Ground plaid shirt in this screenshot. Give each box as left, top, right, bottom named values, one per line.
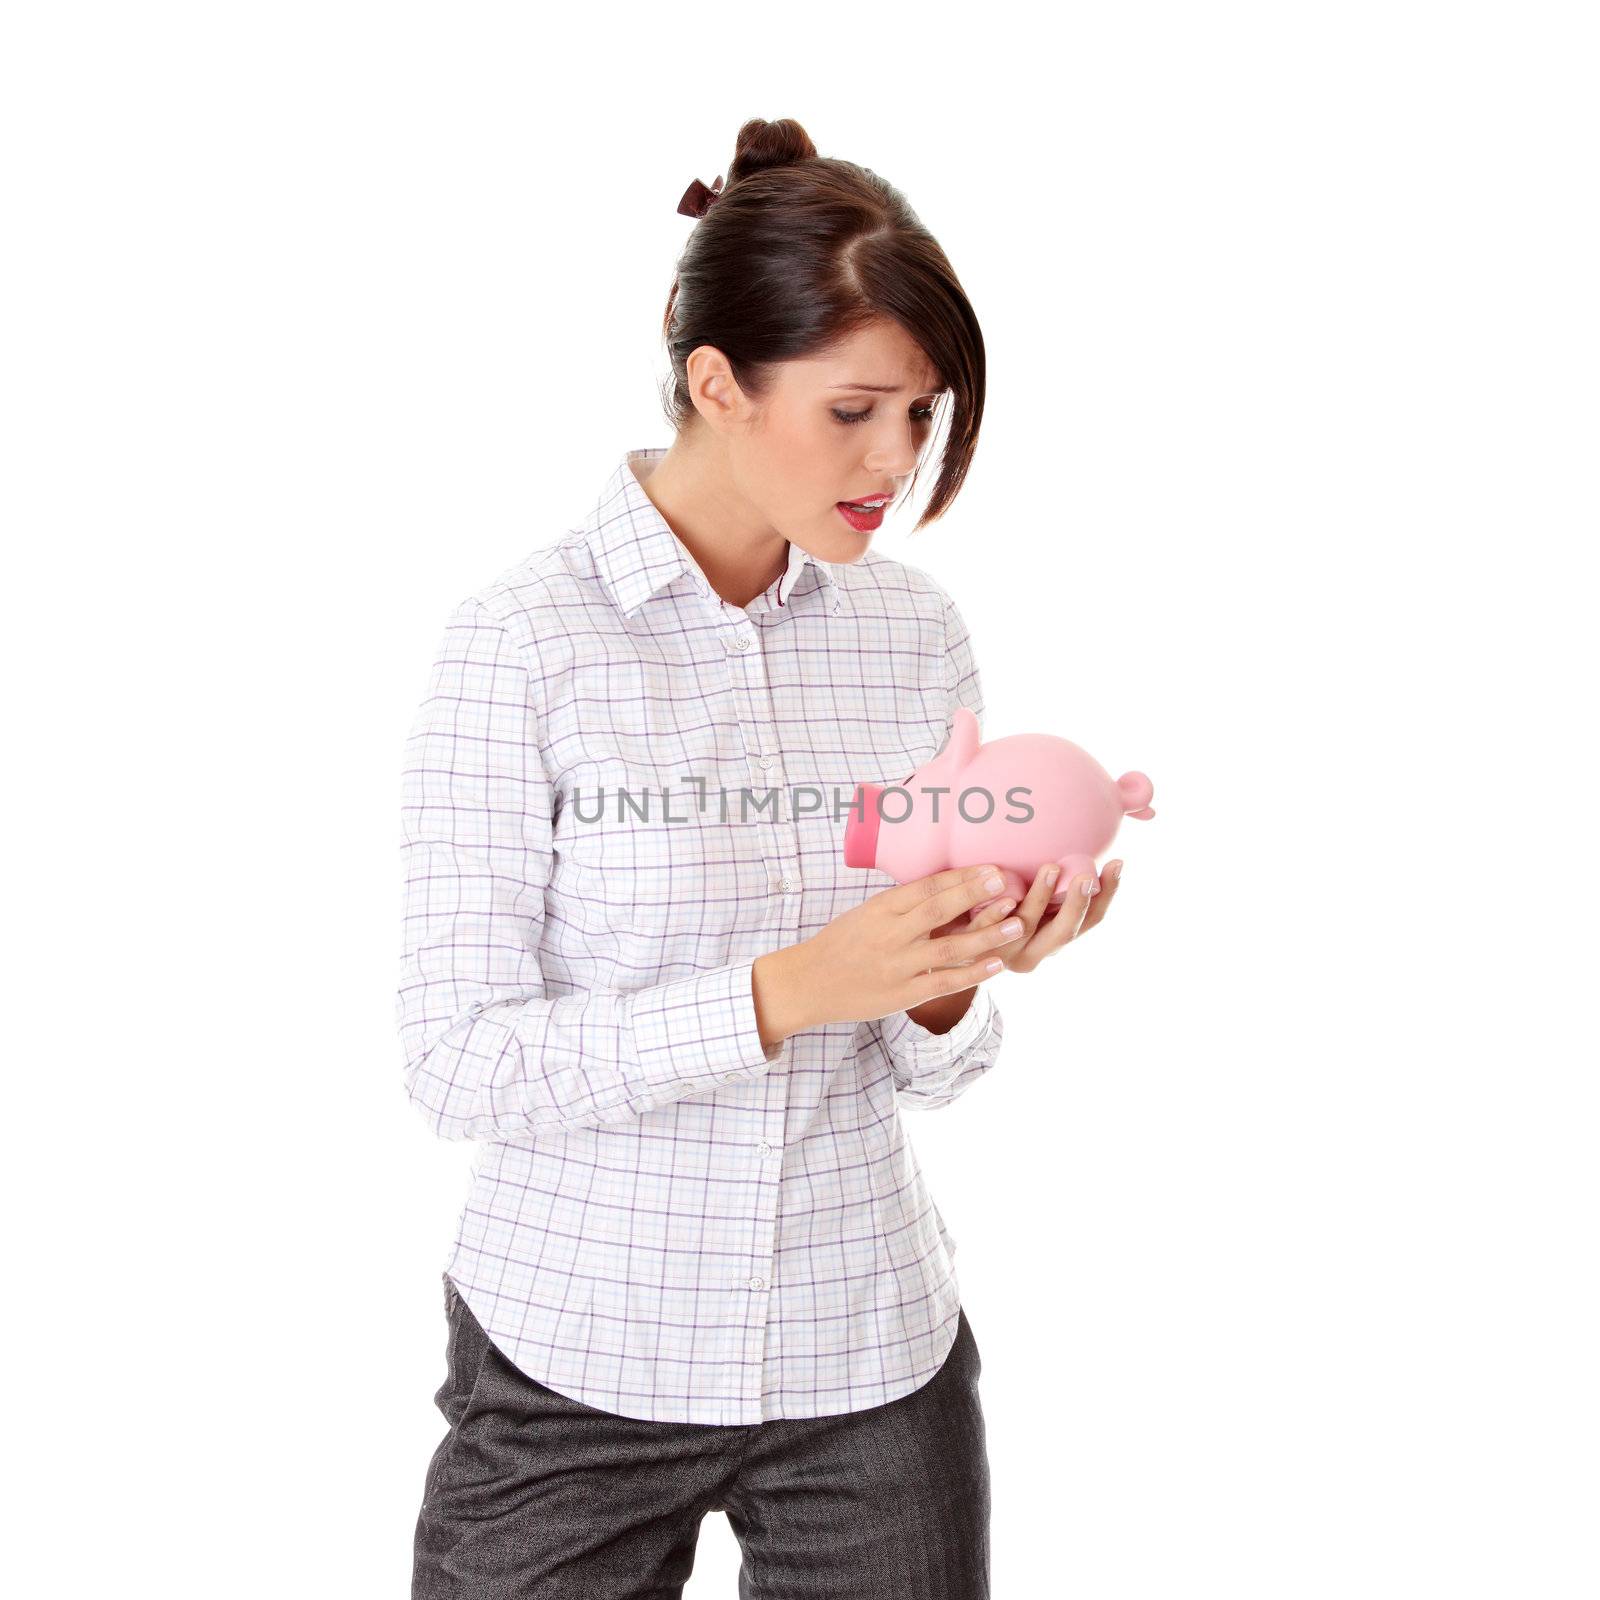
left=396, top=447, right=1004, bottom=1424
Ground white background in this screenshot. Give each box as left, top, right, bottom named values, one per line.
left=5, top=2, right=1595, bottom=1594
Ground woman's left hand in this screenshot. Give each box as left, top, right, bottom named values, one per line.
left=929, top=861, right=1123, bottom=976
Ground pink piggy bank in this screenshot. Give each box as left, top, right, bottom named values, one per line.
left=843, top=706, right=1155, bottom=910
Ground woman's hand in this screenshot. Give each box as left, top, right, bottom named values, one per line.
left=761, top=864, right=1022, bottom=1035
left=929, top=860, right=1124, bottom=976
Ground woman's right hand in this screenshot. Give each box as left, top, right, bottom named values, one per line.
left=753, top=864, right=1022, bottom=1041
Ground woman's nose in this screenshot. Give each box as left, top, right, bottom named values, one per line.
left=865, top=445, right=916, bottom=478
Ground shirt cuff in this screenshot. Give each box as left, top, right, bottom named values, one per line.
left=878, top=982, right=998, bottom=1070
left=632, top=958, right=787, bottom=1095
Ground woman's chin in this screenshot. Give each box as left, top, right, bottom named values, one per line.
left=814, top=520, right=875, bottom=560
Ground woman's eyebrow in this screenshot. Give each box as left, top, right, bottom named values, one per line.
left=827, top=382, right=945, bottom=394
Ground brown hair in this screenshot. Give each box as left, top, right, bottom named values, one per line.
left=660, top=117, right=985, bottom=533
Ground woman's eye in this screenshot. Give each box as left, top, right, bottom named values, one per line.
left=831, top=405, right=938, bottom=426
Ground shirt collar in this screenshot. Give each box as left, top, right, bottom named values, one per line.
left=584, top=448, right=841, bottom=619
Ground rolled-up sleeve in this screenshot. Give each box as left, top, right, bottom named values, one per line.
left=875, top=984, right=1005, bottom=1110
left=396, top=598, right=785, bottom=1142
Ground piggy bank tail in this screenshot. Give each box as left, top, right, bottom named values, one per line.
left=1118, top=771, right=1156, bottom=821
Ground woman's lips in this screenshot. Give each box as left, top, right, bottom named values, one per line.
left=836, top=501, right=886, bottom=531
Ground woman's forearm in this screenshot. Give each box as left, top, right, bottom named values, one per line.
left=753, top=942, right=980, bottom=1048
left=751, top=944, right=821, bottom=1050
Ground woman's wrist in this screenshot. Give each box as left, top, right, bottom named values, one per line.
left=752, top=942, right=822, bottom=1048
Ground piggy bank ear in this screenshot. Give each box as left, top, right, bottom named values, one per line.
left=939, top=704, right=982, bottom=769
left=1117, top=771, right=1155, bottom=819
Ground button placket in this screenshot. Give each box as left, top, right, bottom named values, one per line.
left=714, top=606, right=792, bottom=1405
left=723, top=625, right=799, bottom=922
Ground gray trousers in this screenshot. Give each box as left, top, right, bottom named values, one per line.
left=414, top=1273, right=990, bottom=1598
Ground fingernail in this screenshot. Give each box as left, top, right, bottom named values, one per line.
left=1108, top=862, right=1122, bottom=879
left=999, top=918, right=1024, bottom=937
left=993, top=899, right=1017, bottom=917
left=1043, top=865, right=1060, bottom=885
left=1081, top=876, right=1099, bottom=896
left=984, top=958, right=1003, bottom=973
left=984, top=874, right=1004, bottom=894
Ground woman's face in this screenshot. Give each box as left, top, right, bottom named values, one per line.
left=720, top=318, right=946, bottom=563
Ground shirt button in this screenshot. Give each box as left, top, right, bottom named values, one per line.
left=721, top=1071, right=742, bottom=1082
left=748, top=1276, right=767, bottom=1291
left=756, top=1141, right=772, bottom=1157
left=777, top=877, right=795, bottom=894
left=758, top=755, right=775, bottom=770
left=732, top=633, right=752, bottom=651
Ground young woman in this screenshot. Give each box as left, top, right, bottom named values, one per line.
left=398, top=116, right=1124, bottom=1600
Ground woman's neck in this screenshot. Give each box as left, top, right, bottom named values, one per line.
left=633, top=445, right=789, bottom=610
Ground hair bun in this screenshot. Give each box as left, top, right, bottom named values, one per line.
left=727, top=117, right=818, bottom=185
